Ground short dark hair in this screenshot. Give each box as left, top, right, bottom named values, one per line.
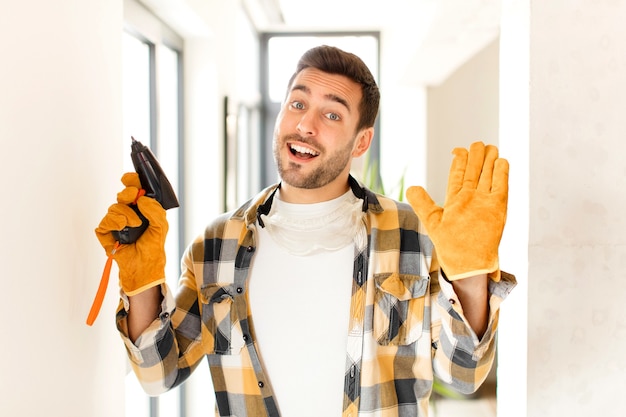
left=287, top=45, right=380, bottom=131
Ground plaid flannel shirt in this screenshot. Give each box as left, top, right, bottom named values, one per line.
left=117, top=176, right=516, bottom=417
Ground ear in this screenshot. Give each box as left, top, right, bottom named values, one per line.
left=351, top=127, right=374, bottom=158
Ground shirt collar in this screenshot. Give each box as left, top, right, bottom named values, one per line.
left=237, top=175, right=383, bottom=227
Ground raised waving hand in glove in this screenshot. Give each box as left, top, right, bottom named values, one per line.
left=406, top=141, right=509, bottom=281
left=95, top=172, right=168, bottom=296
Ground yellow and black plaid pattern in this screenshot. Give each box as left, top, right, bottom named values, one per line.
left=117, top=177, right=515, bottom=417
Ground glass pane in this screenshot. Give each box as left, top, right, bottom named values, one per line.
left=268, top=35, right=379, bottom=103
left=156, top=44, right=181, bottom=289
left=122, top=31, right=151, bottom=169
left=122, top=34, right=183, bottom=417
left=122, top=31, right=153, bottom=417
left=158, top=387, right=180, bottom=417
left=125, top=371, right=150, bottom=417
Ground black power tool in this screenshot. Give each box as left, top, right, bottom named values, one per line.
left=112, top=137, right=179, bottom=244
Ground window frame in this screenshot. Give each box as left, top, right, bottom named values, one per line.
left=123, top=1, right=186, bottom=416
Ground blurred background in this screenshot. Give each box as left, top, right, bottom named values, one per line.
left=1, top=1, right=625, bottom=416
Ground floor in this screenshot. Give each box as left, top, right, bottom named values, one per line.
left=429, top=381, right=497, bottom=417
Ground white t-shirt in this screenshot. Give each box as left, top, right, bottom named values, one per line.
left=248, top=191, right=362, bottom=416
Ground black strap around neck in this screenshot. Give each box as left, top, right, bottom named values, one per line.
left=256, top=183, right=281, bottom=228
left=256, top=176, right=368, bottom=228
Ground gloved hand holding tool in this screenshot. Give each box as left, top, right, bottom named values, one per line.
left=406, top=141, right=509, bottom=281
left=87, top=138, right=177, bottom=326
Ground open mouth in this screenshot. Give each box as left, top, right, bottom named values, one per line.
left=289, top=143, right=320, bottom=160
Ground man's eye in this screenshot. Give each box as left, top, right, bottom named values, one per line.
left=326, top=112, right=341, bottom=121
left=291, top=101, right=304, bottom=110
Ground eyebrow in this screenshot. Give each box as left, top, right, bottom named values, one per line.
left=291, top=84, right=351, bottom=113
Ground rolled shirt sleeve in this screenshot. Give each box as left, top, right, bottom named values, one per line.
left=432, top=270, right=516, bottom=394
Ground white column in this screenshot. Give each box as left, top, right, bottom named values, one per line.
left=499, top=1, right=626, bottom=416
left=497, top=1, right=529, bottom=416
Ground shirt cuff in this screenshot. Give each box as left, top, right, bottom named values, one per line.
left=118, top=283, right=176, bottom=363
left=438, top=269, right=516, bottom=310
left=437, top=269, right=516, bottom=347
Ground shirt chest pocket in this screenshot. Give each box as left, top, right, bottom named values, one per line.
left=373, top=272, right=429, bottom=346
left=199, top=283, right=245, bottom=355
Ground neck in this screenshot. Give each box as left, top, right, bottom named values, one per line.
left=279, top=177, right=351, bottom=204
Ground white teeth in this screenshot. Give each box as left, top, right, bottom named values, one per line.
left=290, top=144, right=319, bottom=156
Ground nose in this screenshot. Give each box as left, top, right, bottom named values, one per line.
left=296, top=111, right=316, bottom=136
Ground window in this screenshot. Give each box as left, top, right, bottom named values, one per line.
left=122, top=1, right=184, bottom=416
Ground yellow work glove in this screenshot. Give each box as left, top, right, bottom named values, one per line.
left=406, top=142, right=509, bottom=281
left=95, top=172, right=168, bottom=295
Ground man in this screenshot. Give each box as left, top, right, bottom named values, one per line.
left=96, top=45, right=515, bottom=416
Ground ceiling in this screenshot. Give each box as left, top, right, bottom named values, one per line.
left=248, top=0, right=501, bottom=85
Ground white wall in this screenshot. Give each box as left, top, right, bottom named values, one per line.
left=499, top=1, right=626, bottom=416
left=0, top=1, right=126, bottom=415
left=0, top=0, right=255, bottom=415
left=426, top=38, right=500, bottom=205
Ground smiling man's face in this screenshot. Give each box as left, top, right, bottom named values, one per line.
left=273, top=68, right=373, bottom=202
